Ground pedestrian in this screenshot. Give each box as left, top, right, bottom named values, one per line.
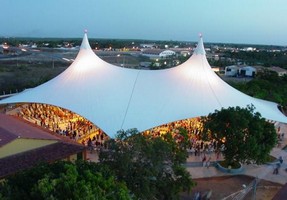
left=87, top=138, right=93, bottom=153
left=215, top=149, right=220, bottom=160
left=273, top=165, right=277, bottom=174
left=194, top=191, right=201, bottom=200
left=201, top=141, right=204, bottom=150
left=279, top=156, right=283, bottom=164
left=206, top=189, right=212, bottom=200
left=197, top=146, right=201, bottom=156
left=277, top=163, right=281, bottom=174
left=202, top=154, right=206, bottom=167
left=273, top=163, right=280, bottom=175
left=206, top=156, right=211, bottom=168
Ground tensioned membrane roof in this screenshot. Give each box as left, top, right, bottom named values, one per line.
left=1, top=33, right=287, bottom=137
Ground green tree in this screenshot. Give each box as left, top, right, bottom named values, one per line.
left=230, top=70, right=287, bottom=108
left=99, top=128, right=195, bottom=200
left=0, top=161, right=131, bottom=200
left=201, top=105, right=277, bottom=166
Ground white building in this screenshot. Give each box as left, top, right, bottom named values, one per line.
left=225, top=65, right=239, bottom=77
left=240, top=66, right=256, bottom=77
left=142, top=49, right=176, bottom=59
left=159, top=50, right=176, bottom=57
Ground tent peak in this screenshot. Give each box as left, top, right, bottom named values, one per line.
left=80, top=31, right=92, bottom=50
left=193, top=34, right=206, bottom=55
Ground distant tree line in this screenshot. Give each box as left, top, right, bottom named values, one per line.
left=0, top=37, right=195, bottom=50
left=207, top=58, right=235, bottom=68
left=225, top=51, right=287, bottom=69
left=229, top=70, right=287, bottom=108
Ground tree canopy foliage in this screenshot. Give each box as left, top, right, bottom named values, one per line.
left=99, top=128, right=195, bottom=200
left=0, top=128, right=195, bottom=200
left=230, top=70, right=287, bottom=108
left=201, top=105, right=277, bottom=166
left=226, top=50, right=287, bottom=68
left=0, top=161, right=130, bottom=200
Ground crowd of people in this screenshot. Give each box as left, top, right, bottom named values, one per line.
left=10, top=103, right=108, bottom=148
left=145, top=118, right=203, bottom=138
left=146, top=118, right=222, bottom=151
left=11, top=104, right=207, bottom=152
left=8, top=103, right=230, bottom=156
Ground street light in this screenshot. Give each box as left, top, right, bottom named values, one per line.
left=117, top=54, right=125, bottom=67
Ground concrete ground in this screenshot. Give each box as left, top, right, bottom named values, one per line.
left=186, top=122, right=287, bottom=186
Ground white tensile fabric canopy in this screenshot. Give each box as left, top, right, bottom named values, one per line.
left=1, top=33, right=287, bottom=137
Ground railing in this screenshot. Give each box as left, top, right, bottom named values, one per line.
left=222, top=177, right=258, bottom=200
left=0, top=93, right=18, bottom=100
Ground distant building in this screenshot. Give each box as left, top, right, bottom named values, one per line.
left=140, top=43, right=156, bottom=48
left=159, top=50, right=176, bottom=57
left=225, top=65, right=239, bottom=76
left=239, top=66, right=256, bottom=77
left=31, top=43, right=38, bottom=48
left=242, top=47, right=256, bottom=52
left=268, top=66, right=287, bottom=77
left=142, top=49, right=176, bottom=59
left=179, top=50, right=191, bottom=57
left=225, top=65, right=256, bottom=77
left=1, top=43, right=13, bottom=55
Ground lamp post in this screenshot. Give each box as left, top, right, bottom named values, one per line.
left=16, top=53, right=18, bottom=67
left=117, top=54, right=125, bottom=68
left=122, top=55, right=125, bottom=68
left=117, top=54, right=120, bottom=65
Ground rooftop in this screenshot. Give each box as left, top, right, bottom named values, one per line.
left=0, top=114, right=59, bottom=147
left=0, top=141, right=85, bottom=179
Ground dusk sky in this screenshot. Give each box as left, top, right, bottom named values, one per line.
left=1, top=0, right=286, bottom=45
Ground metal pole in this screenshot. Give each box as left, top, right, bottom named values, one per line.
left=253, top=176, right=258, bottom=200
left=123, top=55, right=125, bottom=67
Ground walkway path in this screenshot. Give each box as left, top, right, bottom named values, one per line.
left=185, top=122, right=287, bottom=185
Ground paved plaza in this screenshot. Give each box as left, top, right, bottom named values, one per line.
left=185, top=122, right=287, bottom=186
